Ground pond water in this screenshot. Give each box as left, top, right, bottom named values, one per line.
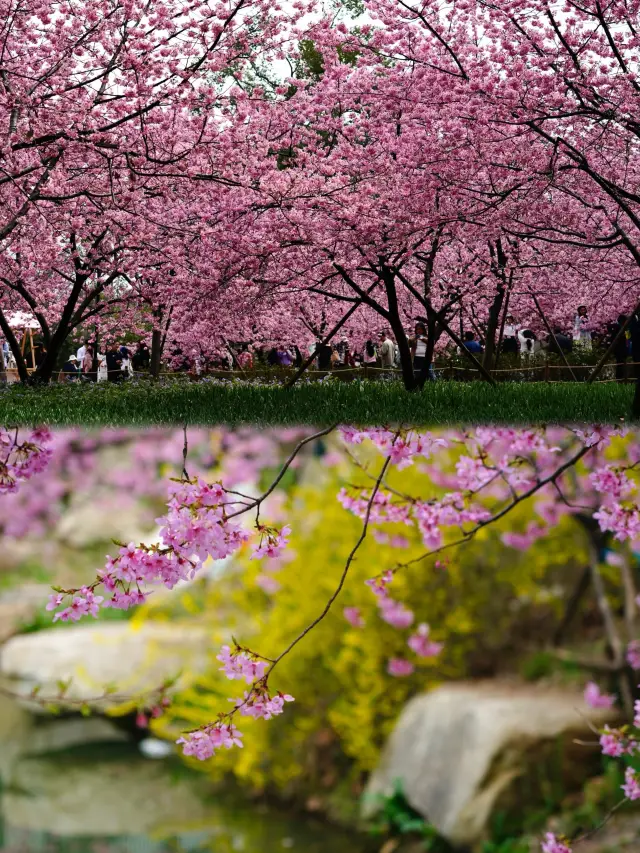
left=0, top=695, right=365, bottom=853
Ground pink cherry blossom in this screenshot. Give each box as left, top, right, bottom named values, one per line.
left=622, top=767, right=640, bottom=801
left=344, top=607, right=365, bottom=628
left=387, top=658, right=415, bottom=677
left=378, top=598, right=415, bottom=629
left=627, top=641, right=640, bottom=670
left=408, top=624, right=443, bottom=659
left=541, top=833, right=572, bottom=853
left=584, top=682, right=615, bottom=710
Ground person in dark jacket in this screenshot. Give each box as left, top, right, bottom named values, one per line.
left=133, top=342, right=150, bottom=371
left=106, top=343, right=123, bottom=382
left=546, top=327, right=573, bottom=355
left=60, top=354, right=80, bottom=382
left=609, top=314, right=629, bottom=381
left=316, top=341, right=332, bottom=370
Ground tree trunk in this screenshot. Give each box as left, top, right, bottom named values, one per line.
left=383, top=269, right=416, bottom=391
left=32, top=320, right=77, bottom=383
left=415, top=306, right=442, bottom=388
left=150, top=328, right=163, bottom=378
left=0, top=310, right=30, bottom=383
left=392, top=319, right=416, bottom=391
left=420, top=311, right=438, bottom=387
left=150, top=304, right=171, bottom=378
left=34, top=345, right=63, bottom=384
left=483, top=240, right=508, bottom=371
left=482, top=285, right=505, bottom=371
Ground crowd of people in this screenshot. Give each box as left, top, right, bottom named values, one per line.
left=1, top=306, right=638, bottom=384
left=1, top=339, right=152, bottom=382
left=220, top=307, right=640, bottom=384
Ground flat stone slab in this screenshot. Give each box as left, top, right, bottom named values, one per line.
left=0, top=621, right=211, bottom=709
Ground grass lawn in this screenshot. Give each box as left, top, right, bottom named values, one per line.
left=0, top=378, right=635, bottom=425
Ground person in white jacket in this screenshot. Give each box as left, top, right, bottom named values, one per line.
left=518, top=329, right=540, bottom=360
left=573, top=305, right=592, bottom=350
left=97, top=351, right=108, bottom=382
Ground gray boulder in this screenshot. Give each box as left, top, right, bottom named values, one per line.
left=363, top=681, right=621, bottom=849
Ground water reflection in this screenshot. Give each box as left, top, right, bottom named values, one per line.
left=0, top=696, right=363, bottom=853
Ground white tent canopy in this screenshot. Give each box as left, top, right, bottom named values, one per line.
left=5, top=311, right=39, bottom=331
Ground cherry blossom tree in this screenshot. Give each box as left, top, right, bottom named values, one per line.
left=4, top=0, right=639, bottom=391
left=180, top=10, right=637, bottom=390
left=0, top=0, right=304, bottom=382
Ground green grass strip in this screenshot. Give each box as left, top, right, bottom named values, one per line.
left=0, top=379, right=634, bottom=426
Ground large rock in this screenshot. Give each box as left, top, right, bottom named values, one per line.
left=363, top=681, right=621, bottom=850
left=0, top=621, right=211, bottom=709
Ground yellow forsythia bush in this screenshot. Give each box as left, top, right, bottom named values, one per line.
left=140, top=444, right=590, bottom=798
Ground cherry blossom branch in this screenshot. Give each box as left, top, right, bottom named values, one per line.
left=0, top=678, right=175, bottom=723
left=392, top=443, right=592, bottom=573
left=569, top=797, right=628, bottom=845
left=588, top=550, right=633, bottom=715
left=177, top=438, right=395, bottom=756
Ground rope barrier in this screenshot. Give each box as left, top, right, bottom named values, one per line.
left=4, top=360, right=638, bottom=382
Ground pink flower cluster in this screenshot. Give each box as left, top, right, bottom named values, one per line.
left=408, top=624, right=443, bottom=659
left=46, top=477, right=292, bottom=622
left=217, top=645, right=269, bottom=683
left=583, top=682, right=615, bottom=709
left=599, top=725, right=637, bottom=757
left=344, top=606, right=365, bottom=627
left=363, top=570, right=442, bottom=675
left=627, top=641, right=640, bottom=671
left=338, top=427, right=447, bottom=468
left=593, top=504, right=640, bottom=542
left=0, top=428, right=53, bottom=494
left=177, top=723, right=244, bottom=760
left=339, top=426, right=640, bottom=554
left=622, top=767, right=640, bottom=801
left=413, top=493, right=490, bottom=550
left=502, top=522, right=548, bottom=551
left=379, top=598, right=414, bottom=629
left=388, top=658, right=414, bottom=676
left=46, top=588, right=104, bottom=622
left=231, top=689, right=295, bottom=720
left=251, top=525, right=291, bottom=559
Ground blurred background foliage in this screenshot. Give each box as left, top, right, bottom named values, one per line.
left=135, top=442, right=600, bottom=812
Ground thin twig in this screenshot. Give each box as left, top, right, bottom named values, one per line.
left=226, top=425, right=338, bottom=525
left=269, top=451, right=393, bottom=672
left=571, top=797, right=628, bottom=845
left=182, top=424, right=190, bottom=481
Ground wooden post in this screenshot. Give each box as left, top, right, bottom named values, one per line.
left=529, top=291, right=578, bottom=382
